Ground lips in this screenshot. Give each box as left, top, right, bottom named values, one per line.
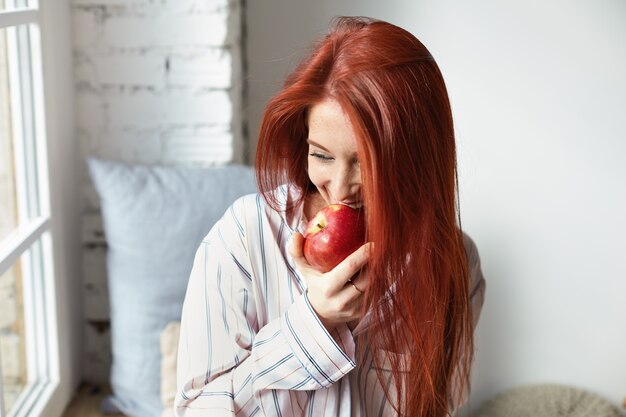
left=337, top=201, right=364, bottom=209
left=324, top=189, right=363, bottom=209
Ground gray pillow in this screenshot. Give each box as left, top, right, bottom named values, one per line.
left=87, top=158, right=257, bottom=417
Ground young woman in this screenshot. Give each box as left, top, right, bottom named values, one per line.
left=175, top=16, right=486, bottom=417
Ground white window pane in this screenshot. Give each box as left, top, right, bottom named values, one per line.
left=0, top=258, right=27, bottom=415
left=0, top=0, right=31, bottom=12
left=1, top=21, right=47, bottom=239
left=0, top=25, right=19, bottom=243
left=0, top=2, right=62, bottom=416
left=0, top=235, right=53, bottom=417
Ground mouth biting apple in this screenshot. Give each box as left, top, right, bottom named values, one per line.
left=303, top=203, right=366, bottom=273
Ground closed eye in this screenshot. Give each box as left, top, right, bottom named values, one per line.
left=309, top=152, right=334, bottom=161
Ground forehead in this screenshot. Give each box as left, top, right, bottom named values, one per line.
left=307, top=98, right=358, bottom=152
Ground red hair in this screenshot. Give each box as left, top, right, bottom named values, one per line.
left=256, top=17, right=473, bottom=417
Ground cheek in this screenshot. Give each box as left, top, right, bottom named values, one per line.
left=307, top=161, right=329, bottom=189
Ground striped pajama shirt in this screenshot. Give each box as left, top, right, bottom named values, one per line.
left=175, top=186, right=486, bottom=417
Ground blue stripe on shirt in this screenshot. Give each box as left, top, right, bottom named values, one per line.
left=217, top=264, right=230, bottom=335
left=302, top=294, right=355, bottom=366
left=199, top=391, right=235, bottom=399
left=272, top=390, right=283, bottom=417
left=230, top=204, right=245, bottom=236
left=284, top=310, right=334, bottom=385
left=235, top=374, right=251, bottom=399
left=290, top=375, right=312, bottom=390
left=203, top=243, right=213, bottom=383
left=285, top=261, right=305, bottom=293
left=252, top=353, right=295, bottom=385
left=243, top=289, right=255, bottom=341
left=256, top=195, right=269, bottom=307
left=307, top=391, right=316, bottom=417
left=253, top=329, right=282, bottom=348
left=218, top=229, right=252, bottom=281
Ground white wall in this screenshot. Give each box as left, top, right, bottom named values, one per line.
left=246, top=0, right=626, bottom=408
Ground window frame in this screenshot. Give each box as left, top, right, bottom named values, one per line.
left=0, top=1, right=78, bottom=417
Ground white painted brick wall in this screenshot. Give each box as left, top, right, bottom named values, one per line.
left=73, top=0, right=244, bottom=382
left=73, top=0, right=242, bottom=167
left=82, top=246, right=109, bottom=321
left=168, top=49, right=232, bottom=88
left=163, top=127, right=234, bottom=164
left=105, top=90, right=232, bottom=127
left=103, top=14, right=229, bottom=48
left=92, top=53, right=165, bottom=87
left=83, top=322, right=112, bottom=383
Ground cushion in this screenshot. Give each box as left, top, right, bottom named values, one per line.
left=160, top=322, right=180, bottom=417
left=473, top=384, right=623, bottom=417
left=87, top=158, right=257, bottom=417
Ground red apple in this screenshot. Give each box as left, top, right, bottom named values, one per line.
left=303, top=203, right=366, bottom=272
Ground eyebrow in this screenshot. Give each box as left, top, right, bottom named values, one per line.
left=306, top=139, right=331, bottom=153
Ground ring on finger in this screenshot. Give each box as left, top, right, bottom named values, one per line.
left=347, top=278, right=364, bottom=294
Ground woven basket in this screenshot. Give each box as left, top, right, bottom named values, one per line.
left=473, top=384, right=623, bottom=417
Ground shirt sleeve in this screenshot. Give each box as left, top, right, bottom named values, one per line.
left=175, top=198, right=356, bottom=417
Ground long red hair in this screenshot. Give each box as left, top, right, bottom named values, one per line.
left=256, top=17, right=473, bottom=417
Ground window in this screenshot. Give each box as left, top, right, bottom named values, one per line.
left=0, top=1, right=69, bottom=416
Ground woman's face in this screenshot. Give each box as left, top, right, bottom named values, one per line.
left=306, top=98, right=362, bottom=209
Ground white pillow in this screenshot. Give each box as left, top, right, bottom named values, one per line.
left=88, top=158, right=257, bottom=417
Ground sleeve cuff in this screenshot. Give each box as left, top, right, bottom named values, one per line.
left=280, top=293, right=356, bottom=388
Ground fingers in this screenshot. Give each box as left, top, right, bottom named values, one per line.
left=346, top=277, right=365, bottom=294
left=288, top=232, right=318, bottom=278
left=329, top=242, right=373, bottom=293
left=339, top=271, right=369, bottom=305
left=289, top=232, right=372, bottom=299
left=288, top=232, right=304, bottom=259
left=289, top=234, right=373, bottom=330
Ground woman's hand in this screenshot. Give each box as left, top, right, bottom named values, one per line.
left=289, top=232, right=372, bottom=331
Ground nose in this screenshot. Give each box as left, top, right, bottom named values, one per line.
left=331, top=163, right=361, bottom=203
